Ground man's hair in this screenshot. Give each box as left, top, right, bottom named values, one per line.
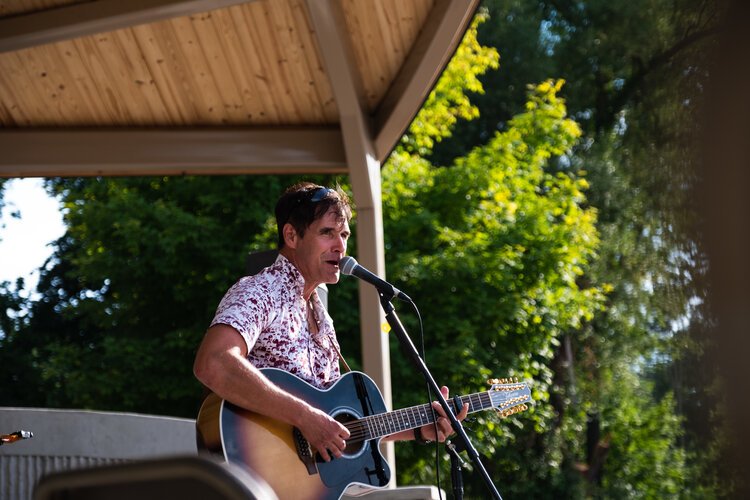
left=275, top=182, right=353, bottom=249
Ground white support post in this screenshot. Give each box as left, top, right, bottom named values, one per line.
left=305, top=0, right=395, bottom=482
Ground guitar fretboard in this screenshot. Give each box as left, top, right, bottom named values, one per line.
left=353, top=391, right=491, bottom=440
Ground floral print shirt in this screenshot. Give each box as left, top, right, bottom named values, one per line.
left=210, top=254, right=341, bottom=388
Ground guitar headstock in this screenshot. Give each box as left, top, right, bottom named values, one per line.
left=487, top=378, right=532, bottom=418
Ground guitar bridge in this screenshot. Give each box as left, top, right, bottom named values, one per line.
left=293, top=427, right=318, bottom=476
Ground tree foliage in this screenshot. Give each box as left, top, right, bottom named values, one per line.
left=0, top=176, right=292, bottom=416
left=386, top=0, right=721, bottom=495
left=383, top=78, right=608, bottom=496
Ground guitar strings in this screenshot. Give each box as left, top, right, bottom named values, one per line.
left=318, top=388, right=525, bottom=444
left=340, top=393, right=491, bottom=443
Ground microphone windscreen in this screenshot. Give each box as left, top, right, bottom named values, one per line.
left=339, top=256, right=358, bottom=276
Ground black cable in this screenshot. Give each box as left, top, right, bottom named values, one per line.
left=405, top=298, right=444, bottom=500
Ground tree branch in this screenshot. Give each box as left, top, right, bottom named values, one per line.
left=596, top=25, right=721, bottom=132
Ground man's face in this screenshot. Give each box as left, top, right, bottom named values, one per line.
left=289, top=207, right=350, bottom=291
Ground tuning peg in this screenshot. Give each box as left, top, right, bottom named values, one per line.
left=496, top=403, right=530, bottom=418
left=487, top=378, right=500, bottom=385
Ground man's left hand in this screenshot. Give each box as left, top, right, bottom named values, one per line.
left=419, top=385, right=469, bottom=443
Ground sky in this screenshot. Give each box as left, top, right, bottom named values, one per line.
left=0, top=178, right=65, bottom=293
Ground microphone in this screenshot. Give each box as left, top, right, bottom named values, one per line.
left=339, top=256, right=412, bottom=302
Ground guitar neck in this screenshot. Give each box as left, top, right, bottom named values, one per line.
left=353, top=391, right=489, bottom=441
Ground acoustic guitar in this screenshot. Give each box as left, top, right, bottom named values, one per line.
left=196, top=368, right=531, bottom=500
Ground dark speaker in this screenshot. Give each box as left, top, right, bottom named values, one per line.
left=33, top=455, right=277, bottom=500
left=245, top=249, right=278, bottom=276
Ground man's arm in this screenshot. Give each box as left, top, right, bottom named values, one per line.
left=193, top=324, right=349, bottom=461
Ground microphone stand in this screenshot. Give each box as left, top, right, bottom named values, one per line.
left=446, top=437, right=466, bottom=500
left=378, top=293, right=503, bottom=500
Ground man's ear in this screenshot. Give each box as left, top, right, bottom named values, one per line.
left=282, top=223, right=298, bottom=249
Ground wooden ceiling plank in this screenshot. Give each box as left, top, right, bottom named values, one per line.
left=290, top=0, right=336, bottom=123
left=245, top=4, right=289, bottom=123
left=227, top=5, right=278, bottom=124
left=272, top=1, right=324, bottom=123
left=4, top=48, right=58, bottom=125
left=110, top=28, right=172, bottom=125
left=206, top=8, right=263, bottom=123
left=53, top=39, right=106, bottom=125
left=152, top=20, right=209, bottom=123
left=0, top=0, right=260, bottom=54
left=373, top=0, right=479, bottom=162
left=260, top=2, right=303, bottom=122
left=75, top=35, right=133, bottom=123
left=264, top=2, right=307, bottom=123
left=33, top=43, right=81, bottom=125
left=87, top=30, right=156, bottom=125
left=0, top=53, right=36, bottom=126
left=131, top=23, right=190, bottom=125
left=0, top=97, right=13, bottom=124
left=169, top=16, right=227, bottom=124
left=0, top=127, right=347, bottom=177
left=374, top=2, right=399, bottom=87
left=203, top=9, right=273, bottom=124
left=48, top=41, right=101, bottom=126
left=390, top=0, right=423, bottom=60
left=116, top=28, right=182, bottom=126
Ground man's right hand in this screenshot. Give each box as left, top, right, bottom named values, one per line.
left=298, top=405, right=350, bottom=462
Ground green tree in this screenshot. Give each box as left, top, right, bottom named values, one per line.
left=0, top=176, right=293, bottom=416
left=429, top=0, right=724, bottom=496
left=383, top=79, right=607, bottom=497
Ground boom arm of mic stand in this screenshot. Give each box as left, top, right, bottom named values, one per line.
left=378, top=294, right=503, bottom=500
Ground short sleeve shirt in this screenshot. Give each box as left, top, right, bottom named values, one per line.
left=210, top=254, right=341, bottom=388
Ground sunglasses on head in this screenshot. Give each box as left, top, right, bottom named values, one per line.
left=308, top=187, right=334, bottom=203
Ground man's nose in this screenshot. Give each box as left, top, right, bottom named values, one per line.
left=332, top=234, right=346, bottom=252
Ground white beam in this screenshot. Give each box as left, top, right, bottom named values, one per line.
left=373, top=0, right=480, bottom=162
left=0, top=128, right=347, bottom=178
left=0, top=0, right=258, bottom=54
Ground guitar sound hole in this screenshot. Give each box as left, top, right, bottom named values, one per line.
left=335, top=412, right=365, bottom=455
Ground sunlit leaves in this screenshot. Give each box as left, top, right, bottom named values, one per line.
left=401, top=10, right=499, bottom=156
left=384, top=80, right=604, bottom=488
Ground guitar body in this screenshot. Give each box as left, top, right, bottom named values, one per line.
left=197, top=368, right=391, bottom=500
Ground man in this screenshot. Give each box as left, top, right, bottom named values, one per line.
left=194, top=182, right=467, bottom=463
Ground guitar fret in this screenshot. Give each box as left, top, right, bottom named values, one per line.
left=481, top=392, right=489, bottom=409
left=419, top=405, right=431, bottom=426
left=365, top=416, right=374, bottom=440
left=472, top=393, right=487, bottom=411
left=399, top=409, right=408, bottom=432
